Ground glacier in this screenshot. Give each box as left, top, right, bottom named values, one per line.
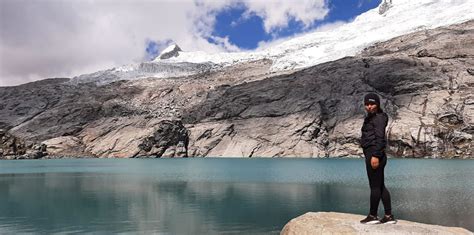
left=71, top=0, right=474, bottom=85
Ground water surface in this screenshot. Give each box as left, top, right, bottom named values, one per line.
left=0, top=158, right=473, bottom=234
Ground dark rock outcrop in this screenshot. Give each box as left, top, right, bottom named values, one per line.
left=378, top=0, right=392, bottom=15
left=137, top=120, right=189, bottom=158
left=0, top=129, right=47, bottom=159
left=158, top=44, right=182, bottom=60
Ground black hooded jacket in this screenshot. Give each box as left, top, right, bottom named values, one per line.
left=360, top=111, right=388, bottom=159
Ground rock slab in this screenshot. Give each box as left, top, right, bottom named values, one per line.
left=281, top=212, right=473, bottom=235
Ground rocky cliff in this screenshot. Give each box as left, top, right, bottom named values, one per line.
left=280, top=212, right=473, bottom=235
left=0, top=20, right=473, bottom=159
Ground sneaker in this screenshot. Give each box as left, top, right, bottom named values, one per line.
left=379, top=214, right=397, bottom=224
left=360, top=214, right=381, bottom=224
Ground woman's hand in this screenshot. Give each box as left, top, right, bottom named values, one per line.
left=371, top=156, right=379, bottom=169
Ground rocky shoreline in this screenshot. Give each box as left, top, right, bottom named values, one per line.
left=1, top=21, right=473, bottom=160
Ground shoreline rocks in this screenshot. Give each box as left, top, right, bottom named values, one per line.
left=0, top=129, right=48, bottom=160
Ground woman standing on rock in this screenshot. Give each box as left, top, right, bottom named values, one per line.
left=359, top=93, right=397, bottom=224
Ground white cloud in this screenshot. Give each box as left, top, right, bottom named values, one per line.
left=0, top=0, right=224, bottom=86
left=0, top=0, right=330, bottom=86
left=241, top=0, right=329, bottom=33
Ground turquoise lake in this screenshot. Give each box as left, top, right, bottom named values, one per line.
left=0, top=158, right=473, bottom=234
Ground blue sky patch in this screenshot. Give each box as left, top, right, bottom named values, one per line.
left=210, top=0, right=382, bottom=50
left=145, top=39, right=173, bottom=61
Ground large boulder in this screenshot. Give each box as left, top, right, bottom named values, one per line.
left=42, top=136, right=88, bottom=157
left=281, top=212, right=473, bottom=235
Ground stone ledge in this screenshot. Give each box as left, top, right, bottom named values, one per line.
left=281, top=212, right=473, bottom=235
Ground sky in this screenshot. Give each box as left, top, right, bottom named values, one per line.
left=0, top=0, right=381, bottom=87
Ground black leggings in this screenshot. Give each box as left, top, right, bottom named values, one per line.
left=364, top=148, right=392, bottom=216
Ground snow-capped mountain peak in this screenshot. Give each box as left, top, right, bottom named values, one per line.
left=72, top=0, right=474, bottom=85
left=158, top=44, right=182, bottom=60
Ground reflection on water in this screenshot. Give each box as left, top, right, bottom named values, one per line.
left=0, top=158, right=473, bottom=234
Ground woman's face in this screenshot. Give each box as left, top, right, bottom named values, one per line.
left=365, top=102, right=378, bottom=114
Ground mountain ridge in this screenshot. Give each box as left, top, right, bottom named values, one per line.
left=1, top=20, right=473, bottom=159
left=67, top=0, right=474, bottom=86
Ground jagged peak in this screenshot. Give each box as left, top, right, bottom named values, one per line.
left=158, top=44, right=182, bottom=60
left=379, top=0, right=416, bottom=15
left=378, top=0, right=393, bottom=15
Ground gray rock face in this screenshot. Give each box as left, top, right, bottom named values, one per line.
left=42, top=136, right=87, bottom=157
left=0, top=21, right=473, bottom=159
left=280, top=212, right=473, bottom=235
left=182, top=21, right=474, bottom=159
